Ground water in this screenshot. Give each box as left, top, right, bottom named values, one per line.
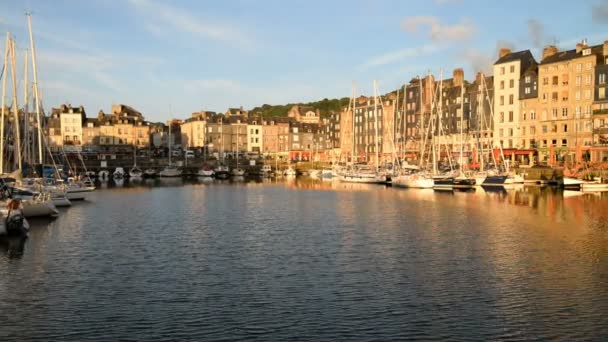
left=1, top=178, right=608, bottom=341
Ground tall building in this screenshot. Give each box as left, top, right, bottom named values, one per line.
left=536, top=41, right=600, bottom=163
left=592, top=41, right=608, bottom=162
left=180, top=112, right=207, bottom=149
left=493, top=48, right=538, bottom=151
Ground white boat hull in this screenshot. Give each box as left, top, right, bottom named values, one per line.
left=52, top=196, right=72, bottom=207
left=392, top=174, right=434, bottom=188
left=22, top=200, right=59, bottom=218
left=581, top=182, right=608, bottom=192
left=159, top=169, right=182, bottom=177
left=339, top=174, right=386, bottom=184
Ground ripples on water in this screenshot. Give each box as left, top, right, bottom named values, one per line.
left=1, top=178, right=608, bottom=341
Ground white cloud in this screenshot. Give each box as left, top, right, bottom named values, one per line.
left=359, top=44, right=441, bottom=69
left=402, top=16, right=475, bottom=42
left=128, top=0, right=255, bottom=51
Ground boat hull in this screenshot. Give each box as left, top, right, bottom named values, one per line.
left=481, top=175, right=508, bottom=186
left=433, top=177, right=454, bottom=191
left=22, top=200, right=59, bottom=218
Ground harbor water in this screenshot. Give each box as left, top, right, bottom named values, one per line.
left=1, top=178, right=608, bottom=341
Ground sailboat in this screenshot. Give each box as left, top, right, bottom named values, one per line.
left=214, top=117, right=230, bottom=179
left=452, top=79, right=476, bottom=190
left=339, top=81, right=386, bottom=184
left=159, top=119, right=182, bottom=177
left=1, top=30, right=58, bottom=218
left=430, top=70, right=455, bottom=191
left=129, top=146, right=143, bottom=178
left=231, top=124, right=245, bottom=176
left=392, top=77, right=434, bottom=189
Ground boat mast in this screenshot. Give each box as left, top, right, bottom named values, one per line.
left=9, top=38, right=22, bottom=171
left=351, top=82, right=356, bottom=164
left=459, top=80, right=465, bottom=176
left=23, top=48, right=29, bottom=166
left=481, top=75, right=503, bottom=170
left=478, top=74, right=484, bottom=171
left=418, top=76, right=424, bottom=168
left=27, top=13, right=44, bottom=165
left=401, top=84, right=407, bottom=162
left=393, top=87, right=400, bottom=168
left=236, top=123, right=239, bottom=169
left=373, top=80, right=379, bottom=172
left=1, top=33, right=9, bottom=173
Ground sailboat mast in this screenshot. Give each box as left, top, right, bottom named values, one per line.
left=23, top=49, right=29, bottom=166
left=479, top=74, right=485, bottom=171
left=459, top=81, right=464, bottom=175
left=27, top=13, right=44, bottom=164
left=373, top=80, right=379, bottom=172
left=401, top=84, right=406, bottom=162
left=418, top=76, right=424, bottom=167
left=351, top=82, right=356, bottom=164
left=1, top=33, right=9, bottom=173
left=168, top=121, right=172, bottom=166
left=9, top=39, right=22, bottom=171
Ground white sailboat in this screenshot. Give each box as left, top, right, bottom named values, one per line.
left=160, top=118, right=182, bottom=177
left=339, top=81, right=386, bottom=184
left=232, top=124, right=245, bottom=176
left=129, top=146, right=143, bottom=178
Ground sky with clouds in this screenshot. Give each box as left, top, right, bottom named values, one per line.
left=1, top=0, right=607, bottom=121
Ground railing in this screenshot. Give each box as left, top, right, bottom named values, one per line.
left=593, top=109, right=608, bottom=115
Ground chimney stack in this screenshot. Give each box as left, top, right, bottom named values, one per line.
left=453, top=68, right=464, bottom=87
left=499, top=48, right=511, bottom=59
left=542, top=45, right=559, bottom=60
left=576, top=43, right=583, bottom=54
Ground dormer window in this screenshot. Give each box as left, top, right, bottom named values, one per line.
left=583, top=48, right=591, bottom=56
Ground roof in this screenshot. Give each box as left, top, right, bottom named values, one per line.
left=494, top=49, right=535, bottom=65
left=540, top=44, right=602, bottom=65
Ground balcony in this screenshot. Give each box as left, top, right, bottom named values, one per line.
left=593, top=109, right=608, bottom=115
left=593, top=127, right=608, bottom=135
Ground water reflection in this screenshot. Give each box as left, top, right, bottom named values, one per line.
left=1, top=178, right=607, bottom=340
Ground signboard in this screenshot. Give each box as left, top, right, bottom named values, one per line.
left=101, top=161, right=107, bottom=168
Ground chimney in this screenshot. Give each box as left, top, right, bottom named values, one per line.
left=453, top=68, right=464, bottom=87
left=576, top=43, right=583, bottom=53
left=499, top=47, right=511, bottom=59
left=542, top=45, right=559, bottom=60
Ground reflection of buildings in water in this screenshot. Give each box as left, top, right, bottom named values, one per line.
left=0, top=236, right=27, bottom=259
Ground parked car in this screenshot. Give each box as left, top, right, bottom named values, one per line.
left=185, top=150, right=195, bottom=158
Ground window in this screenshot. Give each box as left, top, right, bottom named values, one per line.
left=500, top=67, right=505, bottom=75
left=509, top=79, right=514, bottom=88
left=510, top=65, right=515, bottom=73
left=523, top=112, right=527, bottom=121
left=500, top=96, right=504, bottom=106
left=552, top=76, right=558, bottom=85
left=552, top=108, right=558, bottom=118
left=500, top=80, right=504, bottom=89
left=499, top=128, right=504, bottom=137
left=576, top=76, right=582, bottom=86
left=509, top=95, right=514, bottom=104
left=525, top=87, right=531, bottom=94
left=531, top=126, right=536, bottom=134
left=500, top=112, right=504, bottom=123
left=531, top=111, right=536, bottom=120
left=562, top=108, right=568, bottom=117
left=542, top=125, right=548, bottom=133
left=542, top=93, right=548, bottom=102
left=600, top=73, right=607, bottom=84
left=585, top=89, right=592, bottom=99
left=563, top=124, right=568, bottom=132
left=552, top=92, right=558, bottom=101
left=586, top=62, right=592, bottom=70
left=585, top=74, right=592, bottom=85
left=562, top=139, right=568, bottom=147
left=543, top=77, right=549, bottom=85
left=509, top=111, right=513, bottom=122
left=575, top=106, right=581, bottom=118
left=525, top=76, right=531, bottom=83
left=600, top=88, right=606, bottom=99
left=522, top=127, right=526, bottom=136
left=576, top=63, right=583, bottom=72
left=508, top=128, right=513, bottom=136
left=576, top=91, right=581, bottom=100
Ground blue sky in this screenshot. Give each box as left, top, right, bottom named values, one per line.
left=1, top=0, right=607, bottom=121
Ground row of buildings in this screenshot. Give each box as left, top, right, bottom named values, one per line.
left=43, top=38, right=608, bottom=165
